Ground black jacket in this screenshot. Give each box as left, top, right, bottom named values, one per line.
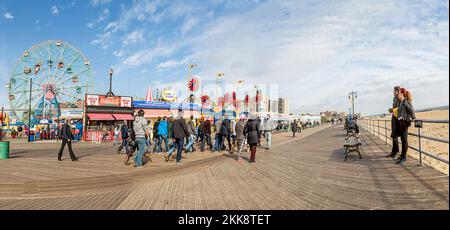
left=60, top=123, right=73, bottom=140
left=121, top=125, right=129, bottom=139
left=220, top=119, right=231, bottom=135
left=173, top=118, right=189, bottom=139
left=202, top=120, right=212, bottom=135
left=244, top=119, right=260, bottom=145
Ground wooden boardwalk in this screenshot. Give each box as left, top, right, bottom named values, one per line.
left=0, top=125, right=448, bottom=210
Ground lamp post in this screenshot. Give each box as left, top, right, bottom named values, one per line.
left=348, top=91, right=357, bottom=118
left=28, top=77, right=32, bottom=142
left=106, top=68, right=114, bottom=97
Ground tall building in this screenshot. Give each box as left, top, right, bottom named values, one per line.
left=278, top=98, right=289, bottom=115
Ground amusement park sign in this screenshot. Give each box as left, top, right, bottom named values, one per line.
left=86, top=94, right=132, bottom=107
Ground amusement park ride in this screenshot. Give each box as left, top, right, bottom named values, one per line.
left=5, top=40, right=93, bottom=126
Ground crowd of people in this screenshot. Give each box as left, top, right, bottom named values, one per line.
left=103, top=111, right=305, bottom=169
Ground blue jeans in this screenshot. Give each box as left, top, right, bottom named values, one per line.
left=158, top=135, right=169, bottom=152
left=145, top=138, right=151, bottom=153
left=167, top=139, right=177, bottom=157
left=185, top=134, right=195, bottom=152
left=134, top=137, right=146, bottom=167
left=213, top=133, right=222, bottom=152
left=152, top=137, right=160, bottom=153
left=176, top=138, right=185, bottom=162
left=201, top=134, right=212, bottom=151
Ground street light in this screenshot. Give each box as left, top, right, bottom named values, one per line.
left=349, top=91, right=357, bottom=118
left=106, top=67, right=114, bottom=97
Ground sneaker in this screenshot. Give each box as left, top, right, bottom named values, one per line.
left=164, top=155, right=169, bottom=162
left=176, top=162, right=184, bottom=165
left=135, top=166, right=144, bottom=169
left=396, top=157, right=406, bottom=164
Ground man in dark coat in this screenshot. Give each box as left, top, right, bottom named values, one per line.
left=220, top=117, right=232, bottom=153
left=201, top=118, right=213, bottom=152
left=244, top=115, right=260, bottom=163
left=57, top=117, right=78, bottom=161
left=387, top=86, right=401, bottom=158
left=291, top=120, right=298, bottom=137
left=173, top=110, right=190, bottom=165
left=117, top=121, right=130, bottom=154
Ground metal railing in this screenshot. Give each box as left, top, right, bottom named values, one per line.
left=360, top=117, right=449, bottom=165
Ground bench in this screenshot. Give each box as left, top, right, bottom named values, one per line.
left=344, top=134, right=361, bottom=161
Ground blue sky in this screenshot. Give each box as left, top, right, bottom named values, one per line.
left=0, top=0, right=449, bottom=115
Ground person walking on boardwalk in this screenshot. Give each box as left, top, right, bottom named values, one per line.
left=263, top=114, right=276, bottom=150
left=396, top=88, right=416, bottom=164
left=220, top=116, right=233, bottom=153
left=113, top=125, right=120, bottom=145
left=133, top=110, right=148, bottom=168
left=236, top=114, right=247, bottom=161
left=244, top=114, right=260, bottom=163
left=185, top=115, right=196, bottom=153
left=173, top=110, right=190, bottom=165
left=57, top=116, right=78, bottom=161
left=201, top=117, right=213, bottom=152
left=152, top=117, right=161, bottom=154
left=145, top=120, right=152, bottom=153
left=212, top=117, right=223, bottom=153
left=291, top=120, right=298, bottom=137
left=386, top=86, right=401, bottom=158
left=157, top=116, right=169, bottom=153
left=117, top=121, right=130, bottom=154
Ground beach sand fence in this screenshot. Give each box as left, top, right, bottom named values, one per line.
left=360, top=109, right=449, bottom=175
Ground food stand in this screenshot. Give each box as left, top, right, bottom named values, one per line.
left=84, top=94, right=134, bottom=142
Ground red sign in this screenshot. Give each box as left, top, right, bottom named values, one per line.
left=86, top=94, right=132, bottom=107
left=99, top=96, right=121, bottom=107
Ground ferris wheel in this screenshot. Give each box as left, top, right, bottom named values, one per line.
left=5, top=40, right=93, bottom=125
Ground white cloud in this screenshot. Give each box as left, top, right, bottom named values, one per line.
left=112, top=49, right=125, bottom=57
left=3, top=12, right=14, bottom=20
left=90, top=0, right=111, bottom=7
left=179, top=0, right=449, bottom=115
left=181, top=17, right=198, bottom=35
left=87, top=8, right=109, bottom=29
left=123, top=31, right=145, bottom=46
left=122, top=44, right=175, bottom=67
left=50, top=5, right=60, bottom=15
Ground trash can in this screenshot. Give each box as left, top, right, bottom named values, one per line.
left=0, top=141, right=9, bottom=160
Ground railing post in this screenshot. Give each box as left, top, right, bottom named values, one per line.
left=418, top=127, right=422, bottom=166
left=378, top=120, right=380, bottom=138
left=384, top=120, right=387, bottom=145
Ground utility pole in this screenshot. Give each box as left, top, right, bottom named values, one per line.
left=348, top=91, right=357, bottom=118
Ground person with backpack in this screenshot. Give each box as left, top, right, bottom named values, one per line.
left=57, top=116, right=78, bottom=162
left=291, top=120, right=298, bottom=137
left=117, top=121, right=130, bottom=154
left=396, top=88, right=416, bottom=164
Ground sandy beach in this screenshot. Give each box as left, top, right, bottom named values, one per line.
left=369, top=109, right=449, bottom=175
